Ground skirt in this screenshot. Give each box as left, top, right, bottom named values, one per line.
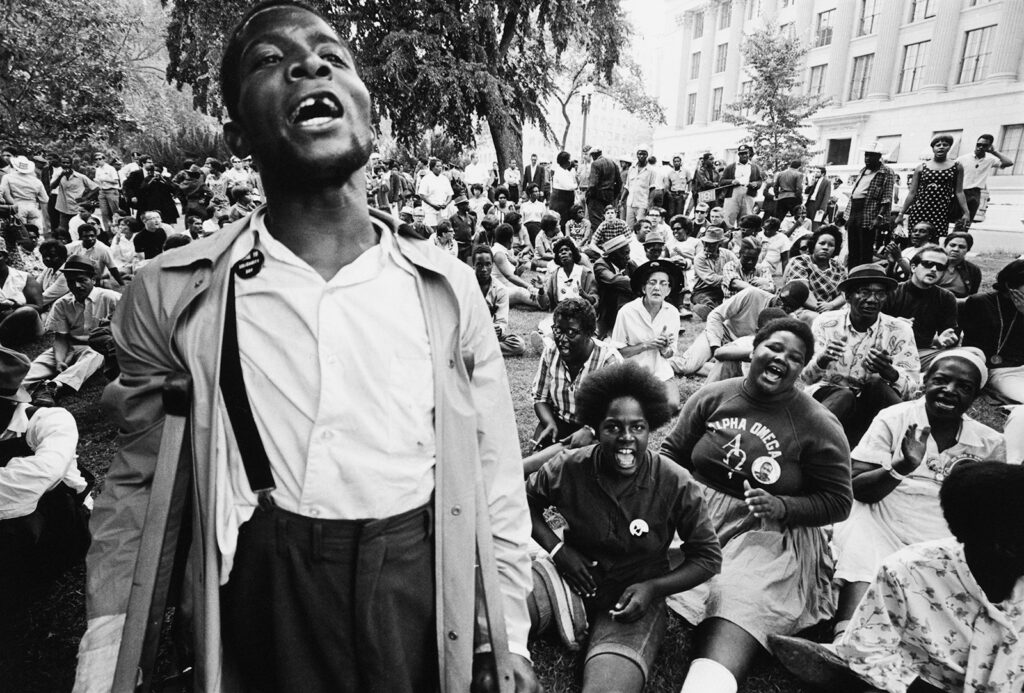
left=666, top=485, right=836, bottom=649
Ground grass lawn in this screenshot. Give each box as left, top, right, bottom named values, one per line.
left=0, top=250, right=1016, bottom=693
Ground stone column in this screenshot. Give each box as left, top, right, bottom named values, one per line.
left=986, top=0, right=1024, bottom=82
left=866, top=0, right=906, bottom=99
left=824, top=0, right=856, bottom=100
left=722, top=0, right=748, bottom=104
left=920, top=0, right=962, bottom=92
left=694, top=9, right=718, bottom=126
left=676, top=13, right=694, bottom=127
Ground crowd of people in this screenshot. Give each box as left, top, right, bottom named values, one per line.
left=0, top=2, right=1022, bottom=692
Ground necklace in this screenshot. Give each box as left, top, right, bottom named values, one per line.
left=992, top=297, right=1018, bottom=365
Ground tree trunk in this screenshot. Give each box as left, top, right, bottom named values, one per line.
left=486, top=102, right=523, bottom=185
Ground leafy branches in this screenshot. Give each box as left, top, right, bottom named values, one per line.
left=722, top=24, right=829, bottom=172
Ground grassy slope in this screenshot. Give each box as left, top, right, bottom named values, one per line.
left=1, top=251, right=1014, bottom=693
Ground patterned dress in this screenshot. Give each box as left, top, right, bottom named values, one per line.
left=782, top=254, right=847, bottom=304
left=907, top=163, right=959, bottom=236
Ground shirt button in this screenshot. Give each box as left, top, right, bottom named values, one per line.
left=450, top=505, right=461, bottom=516
left=448, top=359, right=456, bottom=369
left=447, top=631, right=458, bottom=640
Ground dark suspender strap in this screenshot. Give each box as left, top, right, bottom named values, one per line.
left=219, top=265, right=276, bottom=507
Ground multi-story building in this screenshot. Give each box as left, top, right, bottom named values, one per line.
left=643, top=0, right=1024, bottom=228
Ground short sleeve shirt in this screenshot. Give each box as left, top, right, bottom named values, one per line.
left=45, top=287, right=121, bottom=343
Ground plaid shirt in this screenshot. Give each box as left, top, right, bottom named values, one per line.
left=844, top=164, right=896, bottom=223
left=722, top=259, right=775, bottom=297
left=782, top=254, right=848, bottom=303
left=532, top=338, right=622, bottom=423
left=591, top=219, right=629, bottom=248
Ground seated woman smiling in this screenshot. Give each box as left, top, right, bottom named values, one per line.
left=526, top=361, right=722, bottom=693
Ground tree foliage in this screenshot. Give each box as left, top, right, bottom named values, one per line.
left=162, top=0, right=632, bottom=176
left=722, top=24, right=829, bottom=172
left=550, top=46, right=665, bottom=153
left=0, top=0, right=137, bottom=152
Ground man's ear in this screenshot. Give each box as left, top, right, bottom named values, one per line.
left=224, top=121, right=251, bottom=160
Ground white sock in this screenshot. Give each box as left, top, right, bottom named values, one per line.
left=679, top=657, right=738, bottom=693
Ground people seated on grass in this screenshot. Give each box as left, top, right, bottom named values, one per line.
left=690, top=201, right=710, bottom=237
left=66, top=223, right=126, bottom=288
left=802, top=264, right=921, bottom=447
left=0, top=345, right=91, bottom=618
left=672, top=281, right=809, bottom=378
left=490, top=221, right=544, bottom=308
left=594, top=235, right=637, bottom=339
left=895, top=220, right=938, bottom=276
left=661, top=317, right=852, bottom=693
left=133, top=211, right=173, bottom=262
left=531, top=298, right=622, bottom=450
left=937, top=231, right=982, bottom=298
left=37, top=239, right=70, bottom=312
left=66, top=200, right=102, bottom=244
left=610, top=260, right=684, bottom=411
left=729, top=214, right=761, bottom=253
left=880, top=244, right=959, bottom=369
left=588, top=204, right=629, bottom=261
left=15, top=225, right=45, bottom=277
left=782, top=225, right=848, bottom=313
left=109, top=217, right=142, bottom=280
left=24, top=256, right=120, bottom=407
left=531, top=211, right=562, bottom=271
left=525, top=361, right=721, bottom=693
left=757, top=217, right=789, bottom=279
left=227, top=183, right=257, bottom=222
left=432, top=219, right=458, bottom=256
left=722, top=236, right=774, bottom=298
left=564, top=204, right=592, bottom=251
left=690, top=227, right=738, bottom=321
left=704, top=306, right=788, bottom=384
left=831, top=348, right=1006, bottom=646
left=472, top=245, right=526, bottom=358
left=959, top=259, right=1024, bottom=465
left=540, top=238, right=597, bottom=310
left=772, top=461, right=1024, bottom=693
left=0, top=236, right=44, bottom=346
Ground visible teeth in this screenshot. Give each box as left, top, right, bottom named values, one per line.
left=615, top=449, right=635, bottom=469
left=300, top=116, right=332, bottom=126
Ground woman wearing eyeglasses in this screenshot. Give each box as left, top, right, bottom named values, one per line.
left=662, top=317, right=852, bottom=693
left=610, top=260, right=684, bottom=411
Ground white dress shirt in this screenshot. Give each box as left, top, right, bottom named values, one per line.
left=610, top=297, right=680, bottom=380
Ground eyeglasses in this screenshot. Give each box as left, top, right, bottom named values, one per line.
left=917, top=259, right=948, bottom=271
left=552, top=326, right=584, bottom=340
left=853, top=288, right=888, bottom=300
left=695, top=210, right=707, bottom=215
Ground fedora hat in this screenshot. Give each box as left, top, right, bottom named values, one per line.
left=60, top=255, right=98, bottom=276
left=836, top=263, right=898, bottom=293
left=451, top=194, right=469, bottom=206
left=631, top=259, right=685, bottom=296
left=0, top=346, right=32, bottom=403
left=643, top=229, right=668, bottom=246
left=11, top=156, right=35, bottom=175
left=860, top=140, right=884, bottom=154
left=701, top=227, right=727, bottom=244
left=601, top=235, right=630, bottom=255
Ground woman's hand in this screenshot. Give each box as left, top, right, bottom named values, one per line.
left=743, top=481, right=787, bottom=521
left=609, top=582, right=656, bottom=623
left=894, top=423, right=930, bottom=476
left=552, top=544, right=598, bottom=598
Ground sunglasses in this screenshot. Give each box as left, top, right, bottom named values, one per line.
left=917, top=259, right=947, bottom=271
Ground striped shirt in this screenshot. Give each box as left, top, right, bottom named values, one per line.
left=532, top=338, right=622, bottom=423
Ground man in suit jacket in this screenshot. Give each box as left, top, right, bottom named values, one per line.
left=720, top=145, right=763, bottom=226
left=522, top=154, right=546, bottom=200
left=585, top=148, right=622, bottom=229
left=804, top=165, right=833, bottom=230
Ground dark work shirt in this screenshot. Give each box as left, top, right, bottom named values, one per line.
left=133, top=229, right=167, bottom=259
left=527, top=448, right=722, bottom=612
left=661, top=378, right=852, bottom=528
left=960, top=291, right=1024, bottom=369
left=882, top=281, right=958, bottom=348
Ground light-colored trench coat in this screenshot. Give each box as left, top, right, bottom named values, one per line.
left=77, top=208, right=533, bottom=691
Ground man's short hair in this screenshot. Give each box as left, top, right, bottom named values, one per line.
left=977, top=134, right=994, bottom=144
left=471, top=244, right=493, bottom=259
left=77, top=223, right=97, bottom=237
left=911, top=243, right=947, bottom=265
left=40, top=239, right=68, bottom=262
left=552, top=297, right=596, bottom=337
left=143, top=210, right=162, bottom=222
left=220, top=0, right=339, bottom=122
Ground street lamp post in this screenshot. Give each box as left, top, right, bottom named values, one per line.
left=580, top=84, right=594, bottom=161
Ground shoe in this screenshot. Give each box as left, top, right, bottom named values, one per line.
left=769, top=634, right=868, bottom=692
left=32, top=381, right=61, bottom=407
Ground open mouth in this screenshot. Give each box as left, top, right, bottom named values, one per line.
left=932, top=397, right=957, bottom=412
left=290, top=92, right=343, bottom=127
left=762, top=362, right=786, bottom=384
left=614, top=447, right=636, bottom=470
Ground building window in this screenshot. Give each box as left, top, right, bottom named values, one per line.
left=909, top=0, right=935, bottom=22
left=858, top=0, right=878, bottom=36
left=849, top=54, right=874, bottom=100
left=998, top=124, right=1024, bottom=175
left=719, top=1, right=731, bottom=29
left=693, top=12, right=704, bottom=39
left=968, top=0, right=995, bottom=5
left=687, top=93, right=697, bottom=125
left=739, top=80, right=754, bottom=116
left=715, top=43, right=728, bottom=73
left=958, top=25, right=995, bottom=84
left=808, top=64, right=827, bottom=96
left=781, top=0, right=794, bottom=7
left=780, top=23, right=795, bottom=39
left=898, top=41, right=929, bottom=93
left=815, top=9, right=835, bottom=47
left=691, top=52, right=701, bottom=79
left=746, top=0, right=761, bottom=21
left=711, top=87, right=724, bottom=121
left=931, top=129, right=963, bottom=158
left=874, top=135, right=902, bottom=163
left=826, top=139, right=851, bottom=166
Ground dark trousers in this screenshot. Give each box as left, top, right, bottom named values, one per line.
left=953, top=188, right=983, bottom=233
left=221, top=503, right=437, bottom=693
left=587, top=191, right=614, bottom=229
left=812, top=378, right=902, bottom=448
left=773, top=196, right=802, bottom=221
left=665, top=192, right=687, bottom=219
left=846, top=199, right=874, bottom=268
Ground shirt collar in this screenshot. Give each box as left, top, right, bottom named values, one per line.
left=841, top=305, right=879, bottom=335
left=1, top=402, right=31, bottom=438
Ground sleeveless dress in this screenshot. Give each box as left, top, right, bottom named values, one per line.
left=908, top=164, right=958, bottom=237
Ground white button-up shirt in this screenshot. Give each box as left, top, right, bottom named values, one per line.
left=610, top=297, right=680, bottom=381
